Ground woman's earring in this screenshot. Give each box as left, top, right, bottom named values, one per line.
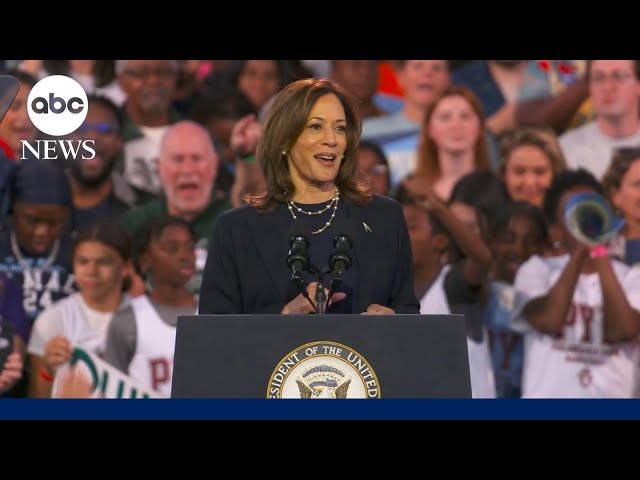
left=282, top=151, right=287, bottom=156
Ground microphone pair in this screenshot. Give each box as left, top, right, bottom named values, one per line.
left=286, top=219, right=353, bottom=313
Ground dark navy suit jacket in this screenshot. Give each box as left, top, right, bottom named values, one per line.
left=198, top=195, right=419, bottom=315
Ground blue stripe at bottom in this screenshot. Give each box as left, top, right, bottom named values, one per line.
left=1, top=399, right=640, bottom=420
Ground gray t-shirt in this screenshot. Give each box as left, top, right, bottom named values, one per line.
left=103, top=301, right=195, bottom=373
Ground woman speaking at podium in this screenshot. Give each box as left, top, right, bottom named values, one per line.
left=198, top=78, right=419, bottom=315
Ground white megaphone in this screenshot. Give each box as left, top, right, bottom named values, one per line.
left=563, top=191, right=625, bottom=246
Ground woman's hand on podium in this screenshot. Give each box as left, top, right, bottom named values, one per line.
left=281, top=281, right=346, bottom=314
left=362, top=304, right=395, bottom=315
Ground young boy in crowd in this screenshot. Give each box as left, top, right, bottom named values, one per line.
left=483, top=201, right=548, bottom=397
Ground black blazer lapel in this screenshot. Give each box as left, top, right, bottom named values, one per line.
left=246, top=204, right=291, bottom=303
left=344, top=201, right=377, bottom=313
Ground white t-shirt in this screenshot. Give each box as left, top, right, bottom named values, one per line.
left=28, top=292, right=122, bottom=359
left=512, top=254, right=640, bottom=398
left=559, top=121, right=640, bottom=181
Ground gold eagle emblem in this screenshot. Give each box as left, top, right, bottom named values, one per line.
left=295, top=365, right=352, bottom=399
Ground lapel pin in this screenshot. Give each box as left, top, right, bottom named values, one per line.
left=363, top=222, right=372, bottom=233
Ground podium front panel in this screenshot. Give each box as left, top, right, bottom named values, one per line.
left=171, top=314, right=471, bottom=398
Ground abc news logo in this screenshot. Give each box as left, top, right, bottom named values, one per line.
left=21, top=75, right=95, bottom=160
left=31, top=93, right=85, bottom=114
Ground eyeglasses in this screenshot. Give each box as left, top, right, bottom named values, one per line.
left=76, top=122, right=119, bottom=135
left=122, top=67, right=176, bottom=80
left=590, top=71, right=635, bottom=85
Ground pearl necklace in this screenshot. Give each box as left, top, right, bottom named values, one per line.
left=287, top=188, right=340, bottom=235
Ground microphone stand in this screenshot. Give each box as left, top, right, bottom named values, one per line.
left=291, top=271, right=318, bottom=314
left=315, top=272, right=327, bottom=315
left=293, top=263, right=328, bottom=315
left=325, top=269, right=342, bottom=313
left=286, top=232, right=352, bottom=315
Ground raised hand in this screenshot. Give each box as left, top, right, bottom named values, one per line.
left=231, top=113, right=262, bottom=158
left=401, top=176, right=442, bottom=209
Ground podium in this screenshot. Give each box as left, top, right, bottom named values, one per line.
left=171, top=314, right=471, bottom=399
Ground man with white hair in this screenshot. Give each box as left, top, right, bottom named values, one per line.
left=120, top=120, right=231, bottom=295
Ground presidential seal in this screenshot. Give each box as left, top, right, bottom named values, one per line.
left=267, top=341, right=380, bottom=399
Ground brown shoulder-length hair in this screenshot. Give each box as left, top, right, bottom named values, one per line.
left=602, top=147, right=640, bottom=204
left=414, top=85, right=490, bottom=181
left=247, top=78, right=372, bottom=212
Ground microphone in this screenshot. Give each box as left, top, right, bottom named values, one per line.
left=286, top=222, right=317, bottom=312
left=326, top=218, right=353, bottom=309
left=329, top=234, right=352, bottom=274
left=328, top=218, right=354, bottom=274
left=286, top=223, right=311, bottom=287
